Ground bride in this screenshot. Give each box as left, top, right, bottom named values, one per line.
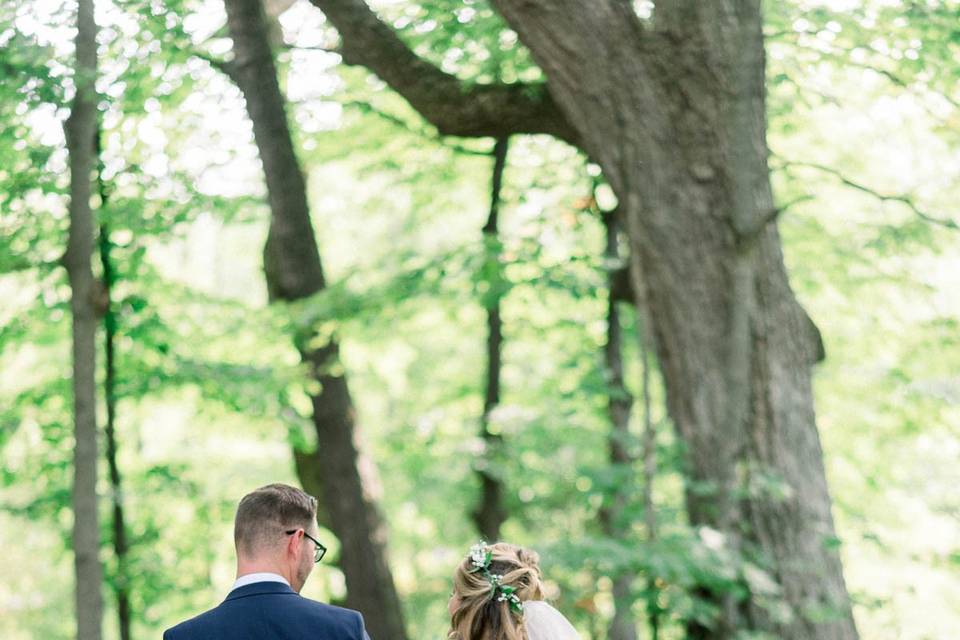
left=447, top=542, right=581, bottom=640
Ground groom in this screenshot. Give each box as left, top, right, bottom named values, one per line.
left=164, top=483, right=371, bottom=640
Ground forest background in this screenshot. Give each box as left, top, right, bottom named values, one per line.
left=1, top=1, right=959, bottom=639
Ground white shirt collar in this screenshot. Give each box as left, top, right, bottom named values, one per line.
left=231, top=572, right=290, bottom=591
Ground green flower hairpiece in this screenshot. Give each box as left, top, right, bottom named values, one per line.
left=467, top=541, right=524, bottom=615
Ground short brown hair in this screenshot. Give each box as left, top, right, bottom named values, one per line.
left=234, top=483, right=318, bottom=556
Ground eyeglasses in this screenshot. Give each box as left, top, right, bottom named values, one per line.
left=285, top=529, right=327, bottom=563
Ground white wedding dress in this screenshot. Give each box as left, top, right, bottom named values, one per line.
left=523, top=601, right=581, bottom=640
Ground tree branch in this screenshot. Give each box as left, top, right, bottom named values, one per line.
left=780, top=160, right=959, bottom=231
left=772, top=36, right=960, bottom=114
left=305, top=0, right=578, bottom=144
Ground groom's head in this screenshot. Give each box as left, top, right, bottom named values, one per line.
left=234, top=483, right=321, bottom=592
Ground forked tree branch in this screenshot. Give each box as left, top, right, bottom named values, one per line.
left=305, top=0, right=578, bottom=144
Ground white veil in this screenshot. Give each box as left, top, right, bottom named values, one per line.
left=522, top=601, right=581, bottom=640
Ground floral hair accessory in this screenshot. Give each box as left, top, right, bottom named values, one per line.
left=467, top=541, right=524, bottom=615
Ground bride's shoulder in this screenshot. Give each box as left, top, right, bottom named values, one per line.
left=523, top=600, right=580, bottom=640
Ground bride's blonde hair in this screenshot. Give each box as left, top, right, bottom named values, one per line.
left=448, top=542, right=545, bottom=640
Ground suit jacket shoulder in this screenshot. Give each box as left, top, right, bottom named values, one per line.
left=164, top=582, right=367, bottom=640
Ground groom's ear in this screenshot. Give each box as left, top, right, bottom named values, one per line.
left=285, top=529, right=302, bottom=557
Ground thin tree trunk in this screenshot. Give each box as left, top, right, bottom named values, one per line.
left=597, top=206, right=638, bottom=640
left=486, top=2, right=857, bottom=639
left=622, top=210, right=662, bottom=640
left=63, top=0, right=103, bottom=638
left=99, top=223, right=132, bottom=640
left=636, top=291, right=661, bottom=640
left=473, top=137, right=509, bottom=541
left=223, top=2, right=407, bottom=638
left=96, top=122, right=132, bottom=640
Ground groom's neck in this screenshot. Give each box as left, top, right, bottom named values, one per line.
left=237, top=557, right=289, bottom=582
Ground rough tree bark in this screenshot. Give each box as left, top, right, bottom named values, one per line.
left=63, top=0, right=103, bottom=638
left=486, top=2, right=856, bottom=639
left=300, top=1, right=858, bottom=638
left=473, top=138, right=509, bottom=541
left=222, top=2, right=407, bottom=639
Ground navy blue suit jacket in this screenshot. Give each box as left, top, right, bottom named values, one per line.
left=163, top=581, right=371, bottom=640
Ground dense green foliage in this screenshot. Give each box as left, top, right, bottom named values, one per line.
left=1, top=1, right=958, bottom=639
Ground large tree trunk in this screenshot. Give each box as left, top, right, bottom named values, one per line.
left=223, top=2, right=407, bottom=638
left=472, top=137, right=509, bottom=541
left=63, top=0, right=104, bottom=638
left=487, top=2, right=856, bottom=639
